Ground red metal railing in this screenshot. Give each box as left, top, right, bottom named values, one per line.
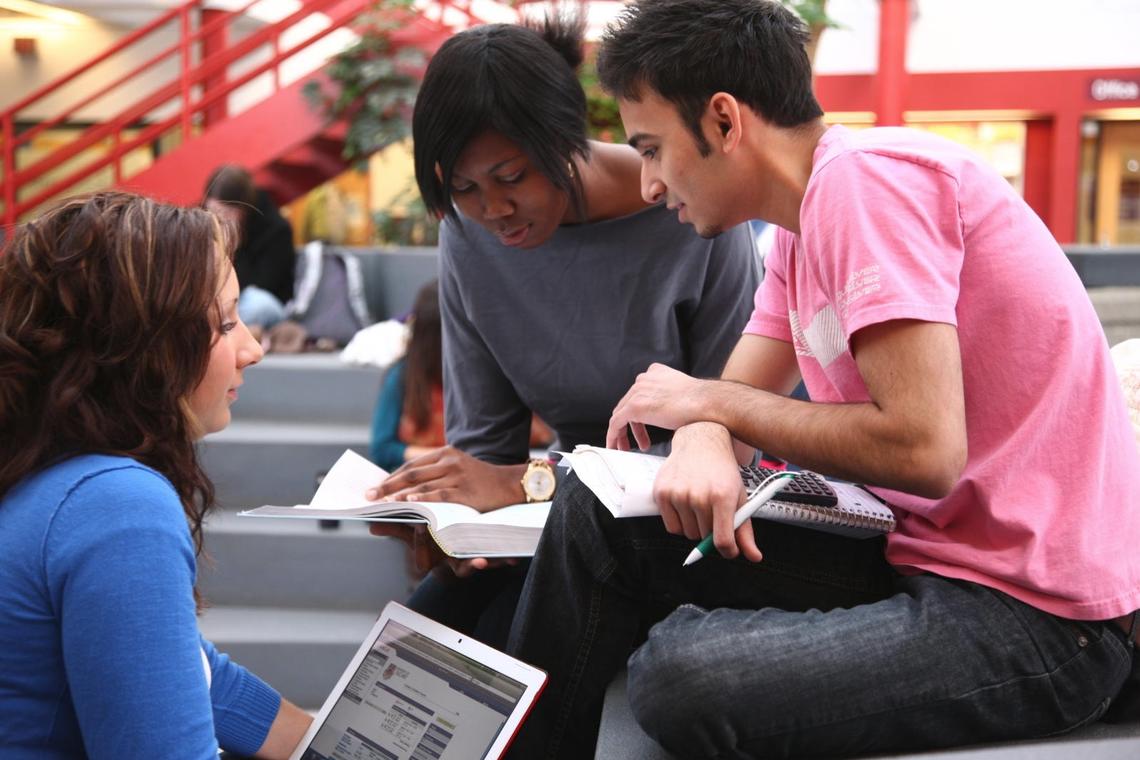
left=0, top=0, right=494, bottom=228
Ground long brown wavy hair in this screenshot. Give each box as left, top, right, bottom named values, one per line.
left=0, top=191, right=233, bottom=565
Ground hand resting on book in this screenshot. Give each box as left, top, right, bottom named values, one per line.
left=366, top=446, right=529, bottom=576
left=367, top=446, right=527, bottom=511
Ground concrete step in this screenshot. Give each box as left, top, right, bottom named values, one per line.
left=199, top=511, right=417, bottom=610
left=231, top=353, right=384, bottom=425
left=199, top=606, right=381, bottom=710
left=1089, top=287, right=1140, bottom=346
left=200, top=420, right=371, bottom=510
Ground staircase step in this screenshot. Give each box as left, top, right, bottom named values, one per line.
left=201, top=420, right=371, bottom=509
left=200, top=510, right=416, bottom=609
left=199, top=606, right=380, bottom=710
left=231, top=353, right=384, bottom=425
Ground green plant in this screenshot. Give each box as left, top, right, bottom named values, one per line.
left=580, top=58, right=626, bottom=143
left=303, top=0, right=425, bottom=166
left=372, top=183, right=440, bottom=247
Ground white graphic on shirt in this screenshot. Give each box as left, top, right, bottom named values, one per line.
left=793, top=304, right=846, bottom=368
left=837, top=265, right=882, bottom=321
left=789, top=265, right=882, bottom=369
left=789, top=309, right=810, bottom=357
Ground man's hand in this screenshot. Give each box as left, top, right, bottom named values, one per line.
left=368, top=523, right=520, bottom=578
left=366, top=446, right=526, bottom=512
left=606, top=363, right=709, bottom=450
left=654, top=423, right=763, bottom=562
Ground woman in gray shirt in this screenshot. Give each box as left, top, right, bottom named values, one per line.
left=369, top=15, right=758, bottom=647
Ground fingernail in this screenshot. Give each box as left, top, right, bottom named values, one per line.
left=366, top=489, right=378, bottom=500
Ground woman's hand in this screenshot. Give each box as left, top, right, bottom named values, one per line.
left=366, top=446, right=527, bottom=513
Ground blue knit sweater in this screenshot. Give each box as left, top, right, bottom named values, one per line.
left=0, top=455, right=280, bottom=759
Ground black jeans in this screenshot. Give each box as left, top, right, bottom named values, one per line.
left=505, top=474, right=1133, bottom=759
left=405, top=562, right=527, bottom=650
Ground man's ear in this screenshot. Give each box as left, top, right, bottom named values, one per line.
left=707, top=92, right=743, bottom=152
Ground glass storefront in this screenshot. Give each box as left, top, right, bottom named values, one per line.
left=1078, top=120, right=1140, bottom=246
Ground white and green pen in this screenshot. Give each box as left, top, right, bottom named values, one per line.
left=682, top=471, right=798, bottom=566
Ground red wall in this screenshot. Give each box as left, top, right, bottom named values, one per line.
left=814, top=67, right=1140, bottom=243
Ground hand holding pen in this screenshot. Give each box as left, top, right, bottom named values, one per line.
left=682, top=471, right=798, bottom=566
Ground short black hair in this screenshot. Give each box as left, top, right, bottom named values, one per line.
left=413, top=15, right=590, bottom=220
left=597, top=0, right=823, bottom=156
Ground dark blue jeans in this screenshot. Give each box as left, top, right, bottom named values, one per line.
left=405, top=562, right=527, bottom=651
left=505, top=474, right=1133, bottom=759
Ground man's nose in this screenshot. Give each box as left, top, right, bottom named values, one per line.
left=641, top=169, right=665, bottom=205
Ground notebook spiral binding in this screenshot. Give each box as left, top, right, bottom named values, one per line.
left=766, top=499, right=896, bottom=532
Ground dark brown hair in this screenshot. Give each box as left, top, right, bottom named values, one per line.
left=0, top=191, right=233, bottom=564
left=203, top=164, right=257, bottom=208
left=598, top=0, right=823, bottom=157
left=402, top=279, right=442, bottom=432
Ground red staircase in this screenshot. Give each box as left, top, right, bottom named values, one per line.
left=0, top=0, right=496, bottom=228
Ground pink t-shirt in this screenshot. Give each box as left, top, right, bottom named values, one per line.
left=746, top=125, right=1140, bottom=620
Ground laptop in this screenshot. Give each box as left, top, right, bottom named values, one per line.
left=289, top=602, right=547, bottom=760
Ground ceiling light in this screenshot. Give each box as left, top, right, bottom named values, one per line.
left=0, top=0, right=85, bottom=25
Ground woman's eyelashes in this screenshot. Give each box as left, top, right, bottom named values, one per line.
left=450, top=169, right=526, bottom=195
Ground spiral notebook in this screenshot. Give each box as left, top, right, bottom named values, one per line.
left=561, top=446, right=896, bottom=539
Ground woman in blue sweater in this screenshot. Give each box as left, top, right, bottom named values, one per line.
left=0, top=192, right=312, bottom=758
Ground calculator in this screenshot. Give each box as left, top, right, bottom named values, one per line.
left=740, top=466, right=838, bottom=508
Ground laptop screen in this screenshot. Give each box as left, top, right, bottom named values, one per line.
left=299, top=619, right=527, bottom=760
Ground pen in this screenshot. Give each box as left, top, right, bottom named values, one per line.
left=682, top=471, right=797, bottom=566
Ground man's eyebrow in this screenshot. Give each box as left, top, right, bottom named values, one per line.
left=627, top=132, right=656, bottom=150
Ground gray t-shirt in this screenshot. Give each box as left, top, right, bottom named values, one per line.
left=440, top=203, right=759, bottom=464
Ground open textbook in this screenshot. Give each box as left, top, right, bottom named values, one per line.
left=239, top=450, right=550, bottom=558
left=561, top=446, right=896, bottom=538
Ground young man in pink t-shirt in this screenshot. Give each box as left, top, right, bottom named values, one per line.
left=503, top=2, right=1140, bottom=759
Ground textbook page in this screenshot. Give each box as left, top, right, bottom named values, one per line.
left=560, top=446, right=665, bottom=517
left=238, top=449, right=552, bottom=556
left=309, top=449, right=390, bottom=510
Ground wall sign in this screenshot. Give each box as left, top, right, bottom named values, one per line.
left=1090, top=78, right=1140, bottom=102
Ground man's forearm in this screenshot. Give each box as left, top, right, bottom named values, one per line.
left=700, top=380, right=960, bottom=498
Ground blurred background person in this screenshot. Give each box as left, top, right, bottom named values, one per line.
left=204, top=165, right=296, bottom=334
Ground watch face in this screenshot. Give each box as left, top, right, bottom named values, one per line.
left=524, top=468, right=555, bottom=500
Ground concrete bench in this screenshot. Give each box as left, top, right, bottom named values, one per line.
left=596, top=669, right=1140, bottom=759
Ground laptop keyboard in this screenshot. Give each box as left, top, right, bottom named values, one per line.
left=740, top=466, right=838, bottom=508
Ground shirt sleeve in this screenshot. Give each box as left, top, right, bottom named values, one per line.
left=202, top=637, right=281, bottom=756
left=370, top=360, right=410, bottom=471
left=744, top=226, right=795, bottom=342
left=802, top=149, right=965, bottom=339
left=682, top=222, right=761, bottom=378
left=438, top=223, right=532, bottom=464
left=44, top=466, right=279, bottom=760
